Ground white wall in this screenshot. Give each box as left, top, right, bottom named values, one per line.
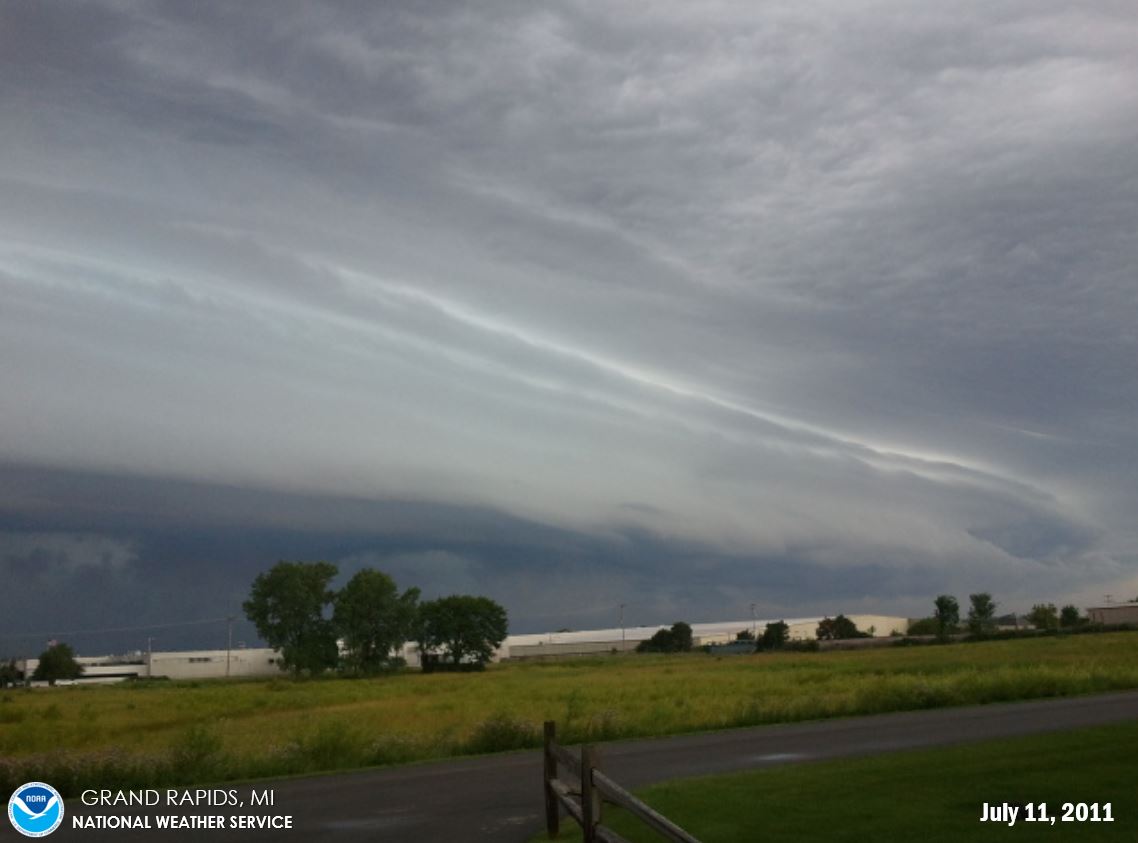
left=147, top=648, right=283, bottom=680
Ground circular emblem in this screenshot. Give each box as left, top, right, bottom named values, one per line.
left=8, top=782, right=64, bottom=837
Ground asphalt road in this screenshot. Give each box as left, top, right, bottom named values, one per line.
left=41, top=690, right=1138, bottom=842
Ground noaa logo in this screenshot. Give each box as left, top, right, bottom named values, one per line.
left=8, top=782, right=64, bottom=837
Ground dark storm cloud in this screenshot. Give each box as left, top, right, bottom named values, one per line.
left=1, top=1, right=1136, bottom=643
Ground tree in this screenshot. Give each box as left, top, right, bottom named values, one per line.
left=33, top=642, right=82, bottom=685
left=635, top=622, right=694, bottom=653
left=243, top=561, right=339, bottom=675
left=417, top=595, right=508, bottom=666
left=933, top=595, right=959, bottom=641
left=670, top=621, right=693, bottom=652
left=816, top=615, right=865, bottom=640
left=758, top=620, right=789, bottom=651
left=0, top=659, right=20, bottom=688
left=735, top=629, right=755, bottom=642
left=333, top=570, right=420, bottom=675
left=1028, top=603, right=1059, bottom=631
left=967, top=593, right=997, bottom=635
left=907, top=617, right=938, bottom=636
left=636, top=629, right=671, bottom=652
left=1059, top=604, right=1083, bottom=628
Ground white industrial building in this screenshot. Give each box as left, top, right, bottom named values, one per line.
left=499, top=614, right=910, bottom=660
left=17, top=647, right=284, bottom=684
left=14, top=613, right=910, bottom=682
left=146, top=648, right=283, bottom=679
left=1086, top=603, right=1138, bottom=626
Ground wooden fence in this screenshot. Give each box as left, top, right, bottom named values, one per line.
left=542, top=720, right=702, bottom=843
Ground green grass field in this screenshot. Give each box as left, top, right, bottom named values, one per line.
left=536, top=720, right=1138, bottom=842
left=3, top=632, right=1138, bottom=794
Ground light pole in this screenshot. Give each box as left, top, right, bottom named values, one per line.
left=146, top=637, right=155, bottom=678
left=226, top=616, right=234, bottom=678
left=619, top=604, right=626, bottom=650
left=750, top=603, right=757, bottom=637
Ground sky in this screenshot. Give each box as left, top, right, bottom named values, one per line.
left=2, top=1, right=1136, bottom=654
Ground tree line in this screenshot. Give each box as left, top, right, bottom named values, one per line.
left=243, top=560, right=507, bottom=676
left=636, top=614, right=873, bottom=654
left=908, top=593, right=1089, bottom=640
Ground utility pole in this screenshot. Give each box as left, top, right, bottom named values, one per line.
left=619, top=604, right=626, bottom=650
left=226, top=616, right=234, bottom=678
left=750, top=603, right=757, bottom=637
left=146, top=637, right=155, bottom=678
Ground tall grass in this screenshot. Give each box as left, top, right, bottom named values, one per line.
left=3, top=633, right=1138, bottom=795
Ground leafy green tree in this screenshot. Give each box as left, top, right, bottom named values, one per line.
left=907, top=617, right=938, bottom=635
left=243, top=560, right=339, bottom=675
left=669, top=621, right=693, bottom=652
left=1059, top=604, right=1083, bottom=628
left=934, top=595, right=959, bottom=641
left=333, top=570, right=420, bottom=675
left=816, top=615, right=865, bottom=640
left=1028, top=603, right=1059, bottom=631
left=735, top=629, right=755, bottom=642
left=636, top=622, right=694, bottom=653
left=417, top=595, right=508, bottom=666
left=758, top=620, right=789, bottom=650
left=33, top=643, right=83, bottom=685
left=0, top=659, right=19, bottom=688
left=967, top=593, right=997, bottom=634
left=636, top=629, right=671, bottom=652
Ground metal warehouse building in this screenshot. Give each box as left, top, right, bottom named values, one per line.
left=498, top=614, right=910, bottom=660
left=15, top=614, right=910, bottom=682
left=17, top=648, right=284, bottom=684
left=1086, top=603, right=1138, bottom=626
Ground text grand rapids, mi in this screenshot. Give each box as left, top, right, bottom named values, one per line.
left=73, top=788, right=290, bottom=830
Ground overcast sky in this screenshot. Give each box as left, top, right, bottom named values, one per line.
left=2, top=1, right=1136, bottom=653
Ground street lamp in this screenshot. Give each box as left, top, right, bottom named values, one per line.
left=226, top=616, right=234, bottom=678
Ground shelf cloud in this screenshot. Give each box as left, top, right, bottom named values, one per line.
left=2, top=1, right=1136, bottom=649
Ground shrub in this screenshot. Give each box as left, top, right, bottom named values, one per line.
left=816, top=615, right=868, bottom=640
left=464, top=713, right=538, bottom=754
left=757, top=621, right=790, bottom=651
left=907, top=617, right=938, bottom=635
left=367, top=734, right=423, bottom=766
left=169, top=724, right=225, bottom=781
left=636, top=622, right=694, bottom=653
left=285, top=720, right=363, bottom=770
left=1029, top=603, right=1060, bottom=631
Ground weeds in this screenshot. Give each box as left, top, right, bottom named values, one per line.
left=1, top=633, right=1137, bottom=793
left=284, top=720, right=364, bottom=770
left=464, top=713, right=539, bottom=754
left=169, top=724, right=226, bottom=781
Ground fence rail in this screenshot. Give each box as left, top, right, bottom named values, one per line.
left=542, top=720, right=702, bottom=843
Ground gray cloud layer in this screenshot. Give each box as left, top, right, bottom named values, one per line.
left=2, top=1, right=1136, bottom=646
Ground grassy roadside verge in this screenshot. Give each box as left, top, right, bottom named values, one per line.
left=536, top=720, right=1138, bottom=842
left=3, top=632, right=1138, bottom=794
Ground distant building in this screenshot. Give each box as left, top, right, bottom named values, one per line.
left=499, top=615, right=910, bottom=660
left=15, top=653, right=146, bottom=684
left=147, top=648, right=282, bottom=680
left=13, top=613, right=914, bottom=681
left=1087, top=604, right=1138, bottom=626
left=18, top=648, right=284, bottom=684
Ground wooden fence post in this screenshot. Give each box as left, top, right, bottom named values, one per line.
left=544, top=720, right=559, bottom=838
left=581, top=745, right=598, bottom=843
